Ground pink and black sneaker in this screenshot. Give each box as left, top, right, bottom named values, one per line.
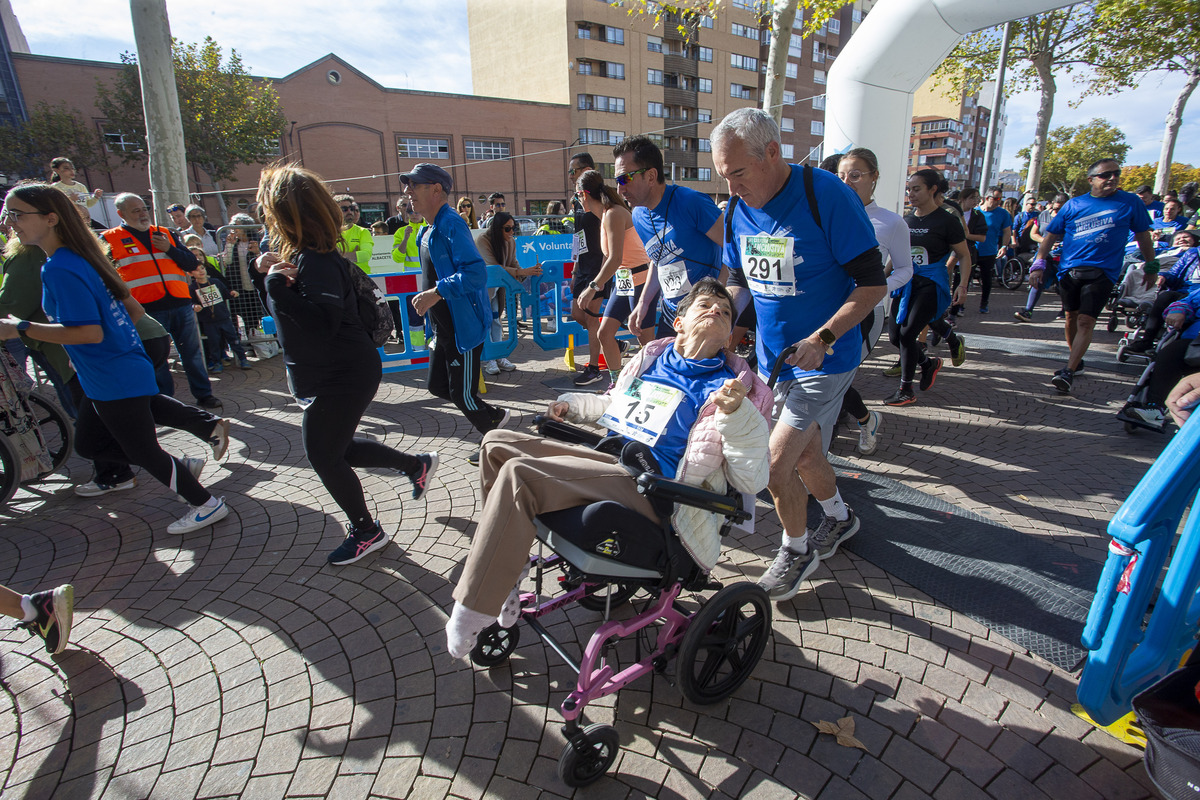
left=408, top=452, right=439, bottom=501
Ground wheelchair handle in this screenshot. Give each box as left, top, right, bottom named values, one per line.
left=766, top=345, right=799, bottom=389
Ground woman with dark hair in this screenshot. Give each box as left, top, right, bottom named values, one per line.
left=0, top=183, right=228, bottom=534
left=574, top=169, right=650, bottom=384
left=457, top=197, right=478, bottom=229
left=949, top=187, right=987, bottom=319
left=475, top=211, right=542, bottom=375
left=886, top=168, right=971, bottom=406
left=253, top=165, right=437, bottom=566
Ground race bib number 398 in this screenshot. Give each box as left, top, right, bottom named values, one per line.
left=741, top=234, right=796, bottom=296
left=599, top=378, right=685, bottom=446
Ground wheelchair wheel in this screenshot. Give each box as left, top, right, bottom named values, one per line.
left=469, top=622, right=519, bottom=667
left=1107, top=314, right=1119, bottom=332
left=578, top=582, right=638, bottom=612
left=1001, top=258, right=1025, bottom=290
left=0, top=433, right=20, bottom=506
left=1124, top=421, right=1139, bottom=435
left=677, top=583, right=771, bottom=705
left=558, top=723, right=619, bottom=787
left=1117, top=342, right=1130, bottom=363
left=26, top=393, right=73, bottom=473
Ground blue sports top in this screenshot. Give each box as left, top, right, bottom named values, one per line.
left=1045, top=190, right=1151, bottom=281
left=632, top=185, right=722, bottom=318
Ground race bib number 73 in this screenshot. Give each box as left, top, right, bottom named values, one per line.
left=741, top=234, right=796, bottom=296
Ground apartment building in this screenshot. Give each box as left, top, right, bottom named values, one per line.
left=469, top=0, right=870, bottom=198
left=908, top=73, right=1007, bottom=190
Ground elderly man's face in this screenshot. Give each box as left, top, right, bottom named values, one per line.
left=713, top=137, right=781, bottom=210
left=118, top=198, right=152, bottom=231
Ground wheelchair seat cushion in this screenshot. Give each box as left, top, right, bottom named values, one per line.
left=536, top=501, right=666, bottom=572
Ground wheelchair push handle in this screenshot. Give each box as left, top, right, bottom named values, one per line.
left=637, top=473, right=751, bottom=522
left=766, top=345, right=799, bottom=389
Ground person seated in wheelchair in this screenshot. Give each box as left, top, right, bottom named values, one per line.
left=445, top=278, right=772, bottom=658
left=1121, top=286, right=1200, bottom=430
left=1124, top=230, right=1200, bottom=354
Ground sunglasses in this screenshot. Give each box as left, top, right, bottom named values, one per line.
left=502, top=225, right=515, bottom=233
left=615, top=168, right=649, bottom=186
left=167, top=206, right=185, bottom=213
left=1089, top=170, right=1120, bottom=180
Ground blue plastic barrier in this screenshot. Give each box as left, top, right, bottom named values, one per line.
left=1077, top=412, right=1200, bottom=726
left=482, top=266, right=525, bottom=363
left=531, top=261, right=589, bottom=352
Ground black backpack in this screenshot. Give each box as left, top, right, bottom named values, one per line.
left=345, top=263, right=395, bottom=347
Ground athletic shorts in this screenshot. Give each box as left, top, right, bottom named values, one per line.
left=603, top=281, right=646, bottom=324
left=735, top=300, right=757, bottom=330
left=773, top=367, right=858, bottom=454
left=1058, top=272, right=1115, bottom=319
left=572, top=269, right=611, bottom=304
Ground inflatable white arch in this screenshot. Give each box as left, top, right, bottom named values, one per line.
left=825, top=0, right=1076, bottom=213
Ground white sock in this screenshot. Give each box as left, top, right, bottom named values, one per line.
left=19, top=595, right=35, bottom=622
left=817, top=491, right=848, bottom=521
left=782, top=532, right=809, bottom=554
left=446, top=602, right=494, bottom=659
left=497, top=561, right=532, bottom=629
left=202, top=496, right=221, bottom=509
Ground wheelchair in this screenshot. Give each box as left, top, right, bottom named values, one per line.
left=0, top=347, right=73, bottom=506
left=465, top=417, right=772, bottom=788
left=1116, top=329, right=1179, bottom=435
left=998, top=249, right=1030, bottom=290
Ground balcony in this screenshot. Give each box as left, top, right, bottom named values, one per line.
left=664, top=119, right=698, bottom=139
left=664, top=53, right=699, bottom=78
left=664, top=86, right=698, bottom=107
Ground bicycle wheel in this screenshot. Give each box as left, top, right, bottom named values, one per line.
left=0, top=434, right=21, bottom=506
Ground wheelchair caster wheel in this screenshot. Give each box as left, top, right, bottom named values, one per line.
left=678, top=582, right=772, bottom=705
left=1124, top=421, right=1139, bottom=435
left=558, top=723, right=619, bottom=787
left=470, top=622, right=520, bottom=667
left=1116, top=343, right=1130, bottom=363
left=1107, top=315, right=1118, bottom=332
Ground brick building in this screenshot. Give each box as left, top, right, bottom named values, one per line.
left=907, top=73, right=1007, bottom=191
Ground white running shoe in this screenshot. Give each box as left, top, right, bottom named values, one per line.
left=497, top=357, right=517, bottom=372
left=856, top=411, right=882, bottom=456
left=167, top=497, right=229, bottom=534
left=482, top=360, right=501, bottom=376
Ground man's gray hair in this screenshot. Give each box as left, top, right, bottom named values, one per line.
left=114, top=192, right=144, bottom=211
left=711, top=108, right=781, bottom=161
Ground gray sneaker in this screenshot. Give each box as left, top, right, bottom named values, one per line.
left=809, top=508, right=860, bottom=560
left=758, top=545, right=821, bottom=601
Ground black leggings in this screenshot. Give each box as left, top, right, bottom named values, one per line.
left=1149, top=337, right=1198, bottom=407
left=841, top=386, right=868, bottom=421
left=889, top=278, right=943, bottom=384
left=75, top=394, right=211, bottom=506
left=301, top=382, right=421, bottom=530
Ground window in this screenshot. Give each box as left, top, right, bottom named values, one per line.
left=578, top=61, right=593, bottom=76
left=789, top=33, right=803, bottom=56
left=698, top=78, right=712, bottom=93
left=810, top=120, right=824, bottom=136
left=697, top=138, right=711, bottom=152
left=813, top=41, right=825, bottom=63
left=648, top=133, right=665, bottom=147
left=579, top=129, right=625, bottom=145
left=730, top=83, right=753, bottom=100
left=607, top=62, right=624, bottom=79
left=465, top=139, right=510, bottom=161
left=606, top=26, right=624, bottom=44
left=647, top=35, right=662, bottom=53
left=781, top=117, right=794, bottom=132
left=578, top=94, right=625, bottom=113
left=581, top=60, right=624, bottom=79
left=730, top=53, right=758, bottom=72
left=732, top=0, right=755, bottom=8
left=786, top=62, right=798, bottom=79
left=698, top=15, right=713, bottom=28
left=397, top=136, right=450, bottom=160
left=783, top=90, right=796, bottom=105
left=577, top=23, right=591, bottom=39
left=698, top=46, right=713, bottom=62
left=103, top=126, right=143, bottom=153
left=731, top=22, right=759, bottom=40
left=647, top=68, right=664, bottom=85
left=260, top=137, right=282, bottom=157
left=647, top=101, right=665, bottom=118
left=814, top=69, right=826, bottom=84
left=828, top=18, right=840, bottom=34
left=697, top=108, right=712, bottom=123
left=781, top=144, right=795, bottom=160
left=853, top=8, right=862, bottom=23
left=812, top=95, right=825, bottom=110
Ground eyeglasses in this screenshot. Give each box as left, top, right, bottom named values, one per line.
left=502, top=225, right=515, bottom=233
left=838, top=170, right=865, bottom=183
left=0, top=209, right=49, bottom=222
left=615, top=168, right=649, bottom=187
left=1089, top=170, right=1120, bottom=180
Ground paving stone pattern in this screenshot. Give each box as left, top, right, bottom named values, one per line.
left=0, top=302, right=1170, bottom=799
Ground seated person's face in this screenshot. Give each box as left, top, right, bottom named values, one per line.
left=675, top=292, right=734, bottom=345
left=1175, top=232, right=1197, bottom=249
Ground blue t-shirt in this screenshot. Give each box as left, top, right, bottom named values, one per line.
left=978, top=207, right=1013, bottom=257
left=1045, top=189, right=1152, bottom=281
left=632, top=344, right=735, bottom=478
left=724, top=164, right=879, bottom=380
left=41, top=248, right=156, bottom=401
left=632, top=185, right=722, bottom=318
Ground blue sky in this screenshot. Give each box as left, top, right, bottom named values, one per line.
left=14, top=0, right=1196, bottom=174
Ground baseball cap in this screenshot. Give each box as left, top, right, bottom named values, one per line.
left=399, top=163, right=453, bottom=193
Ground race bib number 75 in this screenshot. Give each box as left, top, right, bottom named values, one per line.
left=741, top=234, right=796, bottom=296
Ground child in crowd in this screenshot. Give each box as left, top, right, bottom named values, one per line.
left=189, top=251, right=250, bottom=371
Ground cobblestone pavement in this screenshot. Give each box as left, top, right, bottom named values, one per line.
left=0, top=293, right=1171, bottom=799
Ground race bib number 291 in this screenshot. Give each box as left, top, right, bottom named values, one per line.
left=741, top=234, right=795, bottom=296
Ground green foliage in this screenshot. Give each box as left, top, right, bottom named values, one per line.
left=615, top=0, right=850, bottom=42
left=94, top=37, right=286, bottom=184
left=1090, top=0, right=1199, bottom=94
left=1015, top=118, right=1129, bottom=196
left=0, top=102, right=105, bottom=180
left=1120, top=163, right=1200, bottom=193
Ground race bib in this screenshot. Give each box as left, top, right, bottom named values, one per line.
left=659, top=260, right=692, bottom=300
left=195, top=284, right=222, bottom=308
left=911, top=246, right=929, bottom=267
left=741, top=234, right=796, bottom=297
left=572, top=229, right=588, bottom=259
left=615, top=268, right=635, bottom=297
left=599, top=378, right=685, bottom=446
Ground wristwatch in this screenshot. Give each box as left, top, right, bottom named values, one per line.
left=817, top=327, right=836, bottom=355
left=15, top=320, right=31, bottom=332
left=588, top=280, right=601, bottom=292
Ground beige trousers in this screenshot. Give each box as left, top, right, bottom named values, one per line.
left=452, top=428, right=658, bottom=615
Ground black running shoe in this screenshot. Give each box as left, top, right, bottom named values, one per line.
left=17, top=585, right=74, bottom=655
left=328, top=523, right=388, bottom=565
left=573, top=364, right=605, bottom=386
left=884, top=388, right=916, bottom=406
left=1051, top=368, right=1073, bottom=393
left=919, top=357, right=943, bottom=391
left=408, top=453, right=439, bottom=501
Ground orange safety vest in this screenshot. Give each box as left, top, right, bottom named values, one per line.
left=103, top=225, right=193, bottom=304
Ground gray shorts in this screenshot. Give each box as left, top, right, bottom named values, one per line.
left=773, top=368, right=858, bottom=453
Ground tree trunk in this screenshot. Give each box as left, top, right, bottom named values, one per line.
left=208, top=174, right=229, bottom=224
left=1155, top=64, right=1199, bottom=195
left=1025, top=52, right=1057, bottom=196
left=762, top=0, right=800, bottom=128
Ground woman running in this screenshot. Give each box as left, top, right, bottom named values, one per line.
left=253, top=165, right=437, bottom=566
left=0, top=183, right=228, bottom=534
left=574, top=169, right=651, bottom=385
left=886, top=168, right=971, bottom=406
